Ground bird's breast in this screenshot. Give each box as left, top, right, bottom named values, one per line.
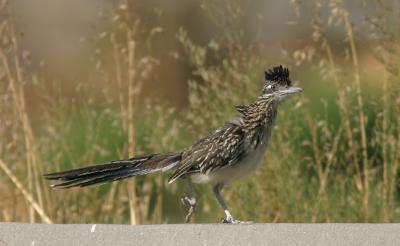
left=206, top=141, right=268, bottom=185
left=190, top=116, right=275, bottom=185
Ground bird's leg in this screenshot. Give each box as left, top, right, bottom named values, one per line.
left=181, top=176, right=197, bottom=223
left=213, top=184, right=236, bottom=223
left=213, top=184, right=250, bottom=224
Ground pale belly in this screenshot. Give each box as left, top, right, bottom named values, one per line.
left=190, top=141, right=268, bottom=185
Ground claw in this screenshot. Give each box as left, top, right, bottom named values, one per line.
left=181, top=196, right=196, bottom=223
left=221, top=217, right=252, bottom=224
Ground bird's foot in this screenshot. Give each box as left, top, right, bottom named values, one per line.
left=181, top=196, right=197, bottom=223
left=221, top=216, right=253, bottom=224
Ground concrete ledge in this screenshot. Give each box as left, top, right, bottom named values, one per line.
left=0, top=223, right=399, bottom=246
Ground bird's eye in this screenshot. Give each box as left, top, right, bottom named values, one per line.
left=267, top=84, right=275, bottom=90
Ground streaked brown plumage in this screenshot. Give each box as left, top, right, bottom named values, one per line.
left=44, top=65, right=302, bottom=223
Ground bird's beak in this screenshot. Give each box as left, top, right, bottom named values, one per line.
left=282, top=86, right=303, bottom=95
left=275, top=86, right=303, bottom=101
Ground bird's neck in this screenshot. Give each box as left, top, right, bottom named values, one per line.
left=236, top=97, right=278, bottom=147
left=236, top=97, right=278, bottom=126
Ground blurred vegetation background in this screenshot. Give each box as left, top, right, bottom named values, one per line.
left=1, top=0, right=400, bottom=224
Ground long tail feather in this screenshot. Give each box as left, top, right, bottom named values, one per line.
left=44, top=152, right=181, bottom=189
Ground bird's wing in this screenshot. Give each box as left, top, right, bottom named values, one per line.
left=168, top=121, right=245, bottom=183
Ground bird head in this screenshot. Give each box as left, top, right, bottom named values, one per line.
left=262, top=65, right=302, bottom=101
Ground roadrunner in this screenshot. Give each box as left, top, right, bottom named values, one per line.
left=44, top=65, right=302, bottom=224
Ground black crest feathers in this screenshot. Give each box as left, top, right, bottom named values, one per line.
left=264, top=65, right=290, bottom=85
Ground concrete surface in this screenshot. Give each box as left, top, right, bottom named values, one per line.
left=0, top=223, right=399, bottom=246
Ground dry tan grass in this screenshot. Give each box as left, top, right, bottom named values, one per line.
left=1, top=0, right=400, bottom=224
left=0, top=159, right=52, bottom=224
